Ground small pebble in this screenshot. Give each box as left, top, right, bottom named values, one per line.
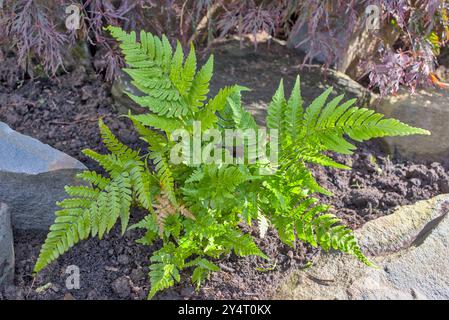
left=111, top=276, right=131, bottom=299
left=117, top=254, right=130, bottom=265
left=130, top=268, right=146, bottom=283
left=63, top=292, right=76, bottom=300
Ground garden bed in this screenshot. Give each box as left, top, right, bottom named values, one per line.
left=1, top=41, right=448, bottom=300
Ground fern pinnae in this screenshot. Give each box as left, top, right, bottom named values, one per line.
left=304, top=86, right=333, bottom=132
left=284, top=75, right=303, bottom=141
left=76, top=171, right=110, bottom=189
left=99, top=118, right=140, bottom=159
left=316, top=94, right=345, bottom=128
left=266, top=79, right=286, bottom=131
left=179, top=43, right=197, bottom=95
left=188, top=55, right=214, bottom=109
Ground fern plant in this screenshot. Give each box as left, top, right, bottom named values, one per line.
left=34, top=26, right=430, bottom=299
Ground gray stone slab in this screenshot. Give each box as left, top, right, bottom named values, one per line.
left=1, top=121, right=87, bottom=230
left=274, top=195, right=449, bottom=300
left=0, top=122, right=85, bottom=174
left=0, top=169, right=86, bottom=230
left=0, top=203, right=14, bottom=288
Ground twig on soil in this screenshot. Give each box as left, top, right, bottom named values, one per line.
left=219, top=263, right=236, bottom=273
left=306, top=274, right=335, bottom=286
left=26, top=277, right=36, bottom=299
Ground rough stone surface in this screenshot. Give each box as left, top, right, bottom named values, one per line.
left=0, top=121, right=85, bottom=174
left=111, top=276, right=131, bottom=299
left=0, top=122, right=87, bottom=230
left=287, top=15, right=397, bottom=79
left=0, top=203, right=14, bottom=288
left=111, top=70, right=146, bottom=115
left=273, top=194, right=449, bottom=300
left=1, top=169, right=87, bottom=230
left=375, top=89, right=449, bottom=163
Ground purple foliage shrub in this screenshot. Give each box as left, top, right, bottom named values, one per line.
left=0, top=0, right=448, bottom=95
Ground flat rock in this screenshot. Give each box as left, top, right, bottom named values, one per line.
left=375, top=89, right=449, bottom=163
left=273, top=194, right=449, bottom=300
left=0, top=122, right=85, bottom=174
left=0, top=122, right=87, bottom=230
left=0, top=203, right=14, bottom=288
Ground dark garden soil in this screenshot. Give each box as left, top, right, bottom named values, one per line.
left=1, top=41, right=449, bottom=300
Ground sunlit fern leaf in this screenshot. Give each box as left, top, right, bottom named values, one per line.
left=36, top=30, right=427, bottom=296
left=148, top=244, right=181, bottom=299
left=281, top=143, right=350, bottom=170
left=299, top=87, right=430, bottom=154
left=304, top=87, right=333, bottom=134
left=107, top=26, right=213, bottom=118
left=98, top=118, right=140, bottom=160
left=284, top=75, right=303, bottom=141
left=280, top=160, right=332, bottom=196
left=149, top=150, right=177, bottom=205
left=191, top=258, right=220, bottom=288
left=293, top=201, right=374, bottom=266
left=129, top=113, right=184, bottom=134
left=222, top=230, right=269, bottom=259
left=227, top=96, right=257, bottom=130
left=128, top=113, right=167, bottom=148
left=129, top=163, right=155, bottom=211
left=266, top=79, right=286, bottom=131
left=76, top=171, right=110, bottom=189
left=33, top=207, right=91, bottom=273
left=188, top=55, right=213, bottom=109
left=82, top=149, right=125, bottom=177
left=185, top=167, right=205, bottom=184
left=216, top=86, right=251, bottom=130
left=64, top=185, right=100, bottom=199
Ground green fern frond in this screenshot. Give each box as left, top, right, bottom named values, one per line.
left=304, top=87, right=334, bottom=134
left=98, top=118, right=140, bottom=160
left=227, top=96, right=258, bottom=130
left=216, top=86, right=251, bottom=130
left=281, top=143, right=350, bottom=170
left=34, top=208, right=91, bottom=273
left=284, top=75, right=303, bottom=141
left=179, top=43, right=197, bottom=95
left=149, top=150, right=177, bottom=205
left=222, top=230, right=268, bottom=259
left=82, top=149, right=125, bottom=177
left=185, top=167, right=205, bottom=183
left=129, top=163, right=155, bottom=211
left=36, top=30, right=428, bottom=298
left=64, top=186, right=100, bottom=199
left=130, top=114, right=184, bottom=134
left=76, top=171, right=111, bottom=189
left=292, top=201, right=373, bottom=266
left=129, top=113, right=167, bottom=147
left=147, top=244, right=181, bottom=299
left=266, top=79, right=286, bottom=131
left=34, top=170, right=135, bottom=275
left=188, top=55, right=214, bottom=109
left=190, top=258, right=220, bottom=288
left=301, top=88, right=430, bottom=154
left=107, top=26, right=215, bottom=119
